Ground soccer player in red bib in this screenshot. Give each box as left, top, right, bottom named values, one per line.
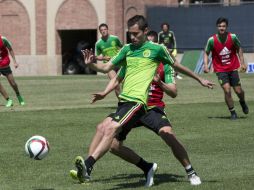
left=0, top=35, right=25, bottom=107
left=204, top=17, right=248, bottom=120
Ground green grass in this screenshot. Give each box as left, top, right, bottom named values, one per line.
left=0, top=74, right=254, bottom=190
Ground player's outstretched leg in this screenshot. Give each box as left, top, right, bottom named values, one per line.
left=158, top=127, right=201, bottom=185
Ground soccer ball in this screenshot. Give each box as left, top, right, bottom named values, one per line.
left=25, top=135, right=49, bottom=160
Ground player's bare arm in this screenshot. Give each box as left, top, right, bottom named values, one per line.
left=203, top=51, right=210, bottom=73
left=153, top=74, right=177, bottom=98
left=173, top=61, right=215, bottom=89
left=92, top=75, right=123, bottom=104
left=82, top=49, right=114, bottom=73
left=237, top=47, right=247, bottom=71
left=7, top=47, right=18, bottom=69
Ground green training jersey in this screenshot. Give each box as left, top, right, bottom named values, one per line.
left=95, top=35, right=122, bottom=61
left=112, top=41, right=175, bottom=105
left=1, top=36, right=12, bottom=49
left=205, top=33, right=241, bottom=53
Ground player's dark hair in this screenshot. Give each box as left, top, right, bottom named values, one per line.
left=216, top=17, right=228, bottom=26
left=147, top=30, right=158, bottom=42
left=127, top=15, right=148, bottom=31
left=161, top=22, right=169, bottom=29
left=99, top=23, right=108, bottom=29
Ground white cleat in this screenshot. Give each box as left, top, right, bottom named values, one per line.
left=145, top=163, right=158, bottom=187
left=176, top=75, right=183, bottom=79
left=189, top=174, right=202, bottom=185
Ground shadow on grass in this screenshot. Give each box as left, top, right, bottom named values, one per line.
left=208, top=116, right=247, bottom=120
left=96, top=173, right=186, bottom=190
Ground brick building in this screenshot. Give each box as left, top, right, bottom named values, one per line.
left=0, top=0, right=250, bottom=75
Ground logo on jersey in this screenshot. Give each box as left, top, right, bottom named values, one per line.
left=143, top=49, right=151, bottom=58
left=219, top=47, right=231, bottom=64
left=114, top=115, right=120, bottom=120
left=111, top=41, right=116, bottom=47
left=219, top=47, right=231, bottom=56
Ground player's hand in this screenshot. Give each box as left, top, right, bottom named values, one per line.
left=153, top=74, right=161, bottom=83
left=200, top=79, right=215, bottom=89
left=81, top=49, right=95, bottom=64
left=91, top=92, right=106, bottom=104
left=239, top=64, right=247, bottom=72
left=104, top=56, right=111, bottom=61
left=14, top=62, right=19, bottom=69
left=203, top=66, right=209, bottom=73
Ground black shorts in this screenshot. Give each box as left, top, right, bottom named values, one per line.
left=108, top=101, right=146, bottom=139
left=115, top=106, right=171, bottom=141
left=216, top=70, right=241, bottom=87
left=0, top=66, right=12, bottom=76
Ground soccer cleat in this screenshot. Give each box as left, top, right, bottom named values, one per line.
left=70, top=169, right=78, bottom=180
left=230, top=112, right=238, bottom=120
left=74, top=156, right=90, bottom=183
left=176, top=75, right=183, bottom=80
left=188, top=174, right=201, bottom=185
left=17, top=95, right=25, bottom=106
left=239, top=101, right=249, bottom=114
left=5, top=99, right=13, bottom=107
left=145, top=163, right=158, bottom=187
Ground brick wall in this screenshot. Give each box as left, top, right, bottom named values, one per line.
left=35, top=0, right=47, bottom=55
left=0, top=0, right=30, bottom=55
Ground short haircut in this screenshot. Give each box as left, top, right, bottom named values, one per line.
left=161, top=22, right=169, bottom=29
left=147, top=30, right=158, bottom=42
left=216, top=17, right=228, bottom=26
left=99, top=23, right=108, bottom=30
left=127, top=15, right=148, bottom=31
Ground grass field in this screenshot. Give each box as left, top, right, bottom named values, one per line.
left=0, top=74, right=253, bottom=190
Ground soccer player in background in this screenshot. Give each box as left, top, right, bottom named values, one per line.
left=204, top=17, right=248, bottom=120
left=158, top=22, right=182, bottom=79
left=71, top=30, right=202, bottom=186
left=0, top=35, right=25, bottom=107
left=74, top=15, right=213, bottom=185
left=95, top=23, right=122, bottom=99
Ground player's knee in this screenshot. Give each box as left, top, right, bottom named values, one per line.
left=96, top=123, right=105, bottom=134
left=158, top=126, right=173, bottom=136
left=103, top=123, right=118, bottom=137
left=109, top=139, right=121, bottom=153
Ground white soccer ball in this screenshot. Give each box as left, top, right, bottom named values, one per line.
left=25, top=135, right=49, bottom=160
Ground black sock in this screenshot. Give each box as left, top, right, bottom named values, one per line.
left=136, top=158, right=153, bottom=176
left=185, top=165, right=197, bottom=177
left=85, top=156, right=96, bottom=175
left=16, top=92, right=20, bottom=97
left=6, top=97, right=9, bottom=101
left=229, top=107, right=236, bottom=115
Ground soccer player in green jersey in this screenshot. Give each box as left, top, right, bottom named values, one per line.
left=0, top=35, right=25, bottom=107
left=73, top=15, right=214, bottom=184
left=95, top=23, right=123, bottom=99
left=70, top=31, right=202, bottom=186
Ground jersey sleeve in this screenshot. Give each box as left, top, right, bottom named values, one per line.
left=118, top=65, right=126, bottom=79
left=231, top=33, right=241, bottom=48
left=164, top=64, right=175, bottom=84
left=170, top=31, right=177, bottom=49
left=116, top=37, right=123, bottom=48
left=2, top=36, right=12, bottom=49
left=158, top=45, right=175, bottom=66
left=111, top=45, right=127, bottom=67
left=158, top=32, right=163, bottom=44
left=95, top=42, right=101, bottom=56
left=205, top=37, right=214, bottom=53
